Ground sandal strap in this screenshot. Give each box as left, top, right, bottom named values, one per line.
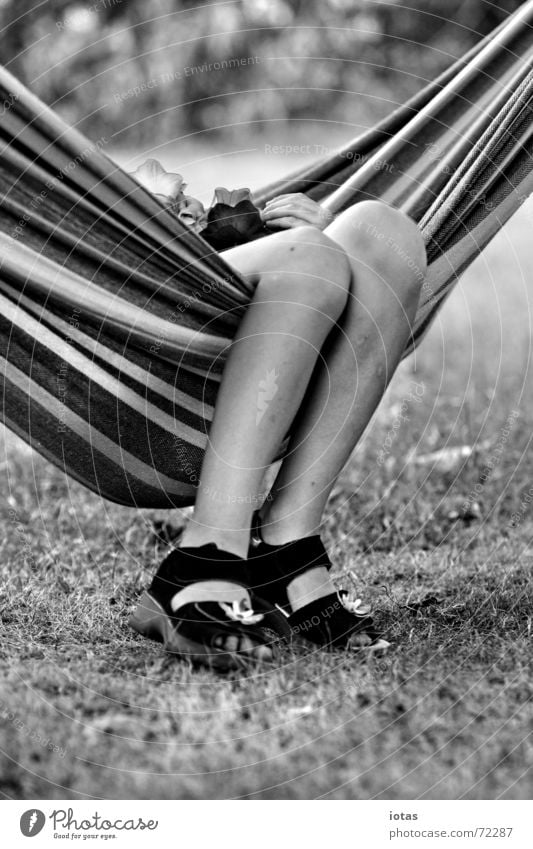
left=170, top=580, right=251, bottom=614
left=286, top=566, right=333, bottom=612
left=289, top=592, right=378, bottom=646
left=248, top=532, right=334, bottom=609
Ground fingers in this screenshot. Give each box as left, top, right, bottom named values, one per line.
left=262, top=209, right=318, bottom=230
left=264, top=193, right=313, bottom=211
left=261, top=204, right=304, bottom=219
left=262, top=193, right=331, bottom=230
left=264, top=193, right=295, bottom=202
left=264, top=192, right=308, bottom=204
left=264, top=216, right=306, bottom=230
left=262, top=205, right=316, bottom=222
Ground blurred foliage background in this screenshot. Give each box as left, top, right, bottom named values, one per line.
left=0, top=0, right=526, bottom=149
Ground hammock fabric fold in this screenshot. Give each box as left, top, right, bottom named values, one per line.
left=1, top=2, right=533, bottom=508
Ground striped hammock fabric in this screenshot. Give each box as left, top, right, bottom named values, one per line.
left=1, top=2, right=533, bottom=508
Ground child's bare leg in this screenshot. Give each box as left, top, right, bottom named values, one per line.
left=260, top=201, right=427, bottom=544
left=180, top=226, right=351, bottom=558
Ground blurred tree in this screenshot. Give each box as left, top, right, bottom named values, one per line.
left=0, top=0, right=527, bottom=144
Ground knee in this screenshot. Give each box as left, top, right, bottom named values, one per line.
left=256, top=226, right=351, bottom=320
left=336, top=201, right=427, bottom=307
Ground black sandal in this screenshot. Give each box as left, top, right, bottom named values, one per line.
left=129, top=543, right=291, bottom=671
left=248, top=517, right=390, bottom=653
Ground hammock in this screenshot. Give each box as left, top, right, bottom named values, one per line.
left=1, top=2, right=533, bottom=509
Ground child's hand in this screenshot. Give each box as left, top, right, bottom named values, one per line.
left=261, top=193, right=334, bottom=231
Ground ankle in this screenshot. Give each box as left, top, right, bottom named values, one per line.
left=258, top=510, right=322, bottom=546
left=180, top=525, right=250, bottom=559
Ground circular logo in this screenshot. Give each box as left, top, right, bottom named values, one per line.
left=20, top=810, right=46, bottom=837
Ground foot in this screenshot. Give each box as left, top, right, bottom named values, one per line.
left=248, top=527, right=390, bottom=653
left=129, top=543, right=291, bottom=671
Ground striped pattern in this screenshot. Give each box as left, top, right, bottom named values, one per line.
left=2, top=3, right=533, bottom=507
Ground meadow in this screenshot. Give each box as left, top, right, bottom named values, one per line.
left=0, top=144, right=532, bottom=800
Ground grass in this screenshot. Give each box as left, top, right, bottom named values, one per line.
left=1, top=190, right=532, bottom=800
